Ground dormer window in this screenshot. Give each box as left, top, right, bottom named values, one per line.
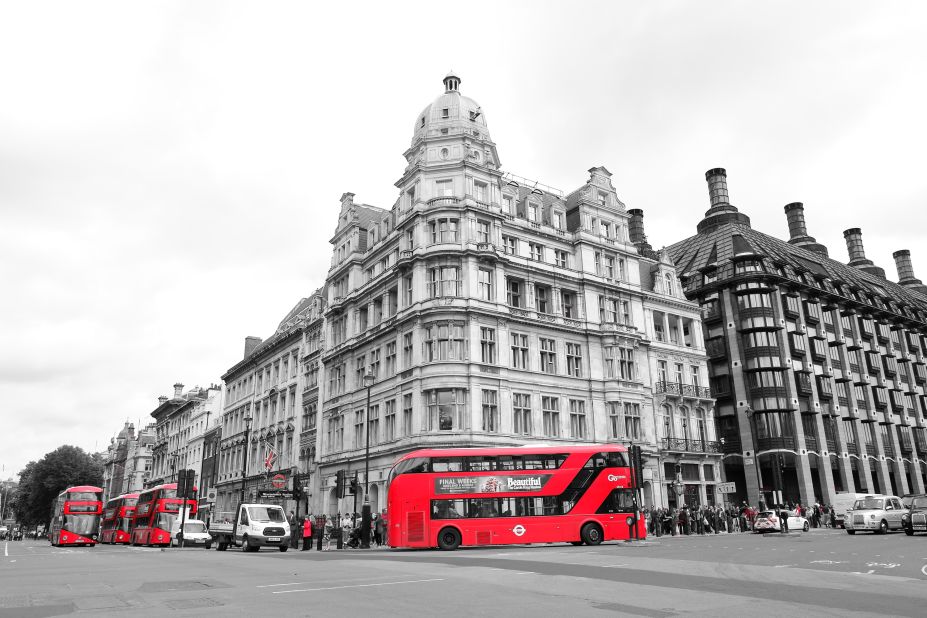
left=597, top=192, right=607, bottom=206
left=441, top=108, right=449, bottom=119
left=421, top=117, right=425, bottom=127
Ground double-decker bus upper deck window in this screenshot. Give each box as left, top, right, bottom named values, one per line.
left=585, top=451, right=626, bottom=469
left=161, top=489, right=178, bottom=499
left=467, top=457, right=495, bottom=471
left=496, top=455, right=517, bottom=470
left=523, top=454, right=566, bottom=470
left=389, top=457, right=431, bottom=484
left=431, top=458, right=464, bottom=472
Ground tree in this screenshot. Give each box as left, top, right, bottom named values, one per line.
left=13, top=446, right=104, bottom=526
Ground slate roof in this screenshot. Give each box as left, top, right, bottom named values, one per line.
left=667, top=222, right=927, bottom=321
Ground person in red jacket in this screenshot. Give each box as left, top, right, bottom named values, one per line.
left=302, top=516, right=313, bottom=551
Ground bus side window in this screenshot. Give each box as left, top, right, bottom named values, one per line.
left=523, top=456, right=544, bottom=470
left=497, top=456, right=516, bottom=471
left=606, top=452, right=627, bottom=467
left=596, top=489, right=636, bottom=514
left=432, top=458, right=463, bottom=472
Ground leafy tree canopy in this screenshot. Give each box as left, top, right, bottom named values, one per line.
left=13, top=446, right=104, bottom=525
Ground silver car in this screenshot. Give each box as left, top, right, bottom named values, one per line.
left=845, top=495, right=905, bottom=534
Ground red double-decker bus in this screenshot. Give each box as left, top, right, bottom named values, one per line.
left=49, top=485, right=103, bottom=547
left=130, top=483, right=197, bottom=547
left=388, top=444, right=644, bottom=550
left=100, top=493, right=139, bottom=544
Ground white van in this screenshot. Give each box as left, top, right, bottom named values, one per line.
left=170, top=519, right=212, bottom=548
left=832, top=492, right=875, bottom=528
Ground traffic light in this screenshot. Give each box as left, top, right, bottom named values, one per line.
left=335, top=470, right=345, bottom=498
left=177, top=469, right=195, bottom=499
left=629, top=445, right=644, bottom=489
left=292, top=472, right=302, bottom=501
left=349, top=472, right=359, bottom=496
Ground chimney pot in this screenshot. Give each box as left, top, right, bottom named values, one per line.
left=704, top=168, right=729, bottom=208
left=843, top=228, right=866, bottom=262
left=158, top=396, right=168, bottom=405
left=893, top=249, right=923, bottom=287
left=173, top=383, right=184, bottom=399
left=784, top=202, right=808, bottom=239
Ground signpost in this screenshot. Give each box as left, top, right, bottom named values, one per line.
left=717, top=482, right=737, bottom=494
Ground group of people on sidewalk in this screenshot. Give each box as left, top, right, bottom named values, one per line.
left=644, top=501, right=838, bottom=536
left=288, top=510, right=388, bottom=551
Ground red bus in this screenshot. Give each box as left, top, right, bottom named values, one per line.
left=130, top=483, right=197, bottom=547
left=49, top=485, right=103, bottom=547
left=388, top=445, right=644, bottom=550
left=100, top=493, right=139, bottom=544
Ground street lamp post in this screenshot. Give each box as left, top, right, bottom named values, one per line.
left=361, top=373, right=375, bottom=549
left=239, top=415, right=253, bottom=505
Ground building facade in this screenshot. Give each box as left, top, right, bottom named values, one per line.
left=313, top=73, right=717, bottom=516
left=148, top=384, right=218, bottom=488
left=214, top=291, right=323, bottom=517
left=666, top=168, right=927, bottom=507
left=102, top=422, right=155, bottom=501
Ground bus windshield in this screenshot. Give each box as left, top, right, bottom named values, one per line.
left=65, top=514, right=99, bottom=536
left=69, top=492, right=100, bottom=501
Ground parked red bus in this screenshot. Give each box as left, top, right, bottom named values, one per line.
left=387, top=444, right=644, bottom=550
left=130, top=483, right=197, bottom=547
left=100, top=493, right=139, bottom=544
left=49, top=485, right=103, bottom=547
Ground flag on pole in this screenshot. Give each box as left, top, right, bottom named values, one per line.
left=263, top=442, right=277, bottom=472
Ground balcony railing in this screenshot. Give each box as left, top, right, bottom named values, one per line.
left=804, top=435, right=818, bottom=451
left=661, top=438, right=722, bottom=454
left=655, top=381, right=712, bottom=399
left=865, top=444, right=878, bottom=457
left=756, top=436, right=795, bottom=451
left=720, top=436, right=742, bottom=453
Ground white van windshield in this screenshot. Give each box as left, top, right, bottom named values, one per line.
left=247, top=506, right=285, bottom=522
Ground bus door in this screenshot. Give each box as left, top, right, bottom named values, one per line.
left=404, top=500, right=429, bottom=547
left=597, top=488, right=638, bottom=539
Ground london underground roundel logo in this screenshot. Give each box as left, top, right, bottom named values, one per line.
left=512, top=524, right=526, bottom=537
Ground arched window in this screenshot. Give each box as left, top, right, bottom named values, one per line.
left=678, top=406, right=690, bottom=442
left=662, top=404, right=674, bottom=439
left=664, top=272, right=675, bottom=296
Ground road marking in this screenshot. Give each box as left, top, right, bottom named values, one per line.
left=921, top=565, right=927, bottom=577
left=257, top=582, right=304, bottom=588
left=3, top=543, right=7, bottom=557
left=866, top=562, right=899, bottom=569
left=514, top=572, right=533, bottom=575
left=601, top=564, right=629, bottom=568
left=273, top=578, right=445, bottom=595
left=810, top=560, right=844, bottom=565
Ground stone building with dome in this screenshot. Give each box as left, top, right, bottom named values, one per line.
left=314, top=73, right=718, bottom=516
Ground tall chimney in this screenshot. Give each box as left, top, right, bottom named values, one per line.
left=893, top=250, right=927, bottom=295
left=784, top=202, right=828, bottom=257
left=244, top=336, right=263, bottom=359
left=627, top=208, right=653, bottom=254
left=697, top=168, right=751, bottom=234
left=158, top=396, right=168, bottom=406
left=173, top=383, right=184, bottom=399
left=843, top=228, right=886, bottom=278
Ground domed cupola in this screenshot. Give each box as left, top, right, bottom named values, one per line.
left=411, top=72, right=493, bottom=148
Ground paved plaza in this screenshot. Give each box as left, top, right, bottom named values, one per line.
left=1, top=529, right=925, bottom=617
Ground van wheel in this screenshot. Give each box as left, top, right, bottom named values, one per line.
left=877, top=520, right=888, bottom=535
left=279, top=545, right=288, bottom=552
left=847, top=530, right=856, bottom=535
left=437, top=527, right=461, bottom=551
left=581, top=523, right=603, bottom=545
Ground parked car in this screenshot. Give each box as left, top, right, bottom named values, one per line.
left=845, top=495, right=905, bottom=534
left=902, top=494, right=927, bottom=536
left=170, top=519, right=212, bottom=548
left=831, top=492, right=872, bottom=528
left=753, top=510, right=810, bottom=532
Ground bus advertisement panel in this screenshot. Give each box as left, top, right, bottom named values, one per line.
left=130, top=483, right=197, bottom=547
left=100, top=493, right=139, bottom=544
left=387, top=445, right=644, bottom=550
left=49, top=485, right=103, bottom=547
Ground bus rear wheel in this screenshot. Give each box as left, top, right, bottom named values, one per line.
left=580, top=523, right=603, bottom=546
left=437, top=527, right=461, bottom=551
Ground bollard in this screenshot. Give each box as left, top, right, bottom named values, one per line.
left=336, top=526, right=343, bottom=549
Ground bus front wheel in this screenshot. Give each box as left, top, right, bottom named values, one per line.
left=437, top=527, right=461, bottom=551
left=581, top=523, right=603, bottom=546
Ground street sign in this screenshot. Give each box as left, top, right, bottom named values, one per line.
left=258, top=490, right=287, bottom=500
left=206, top=488, right=217, bottom=502
left=717, top=482, right=737, bottom=493
left=271, top=474, right=287, bottom=489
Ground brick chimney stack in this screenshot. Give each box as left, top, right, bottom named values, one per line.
left=893, top=250, right=927, bottom=295
left=843, top=228, right=886, bottom=278
left=158, top=396, right=168, bottom=406
left=784, top=202, right=828, bottom=257
left=697, top=168, right=751, bottom=234
left=173, top=383, right=184, bottom=399
left=244, top=336, right=263, bottom=359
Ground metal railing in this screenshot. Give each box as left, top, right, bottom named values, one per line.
left=661, top=438, right=722, bottom=453
left=655, top=381, right=712, bottom=399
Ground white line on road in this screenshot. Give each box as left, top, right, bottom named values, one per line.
left=273, top=578, right=445, bottom=595
left=4, top=543, right=7, bottom=557
left=921, top=564, right=927, bottom=577
left=601, top=564, right=629, bottom=568
left=257, top=582, right=304, bottom=588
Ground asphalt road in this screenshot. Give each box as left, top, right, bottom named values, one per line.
left=1, top=528, right=925, bottom=617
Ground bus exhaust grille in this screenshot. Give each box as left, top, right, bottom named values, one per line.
left=407, top=511, right=425, bottom=542
left=476, top=530, right=491, bottom=545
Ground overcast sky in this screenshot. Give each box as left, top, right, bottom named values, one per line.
left=2, top=1, right=926, bottom=479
